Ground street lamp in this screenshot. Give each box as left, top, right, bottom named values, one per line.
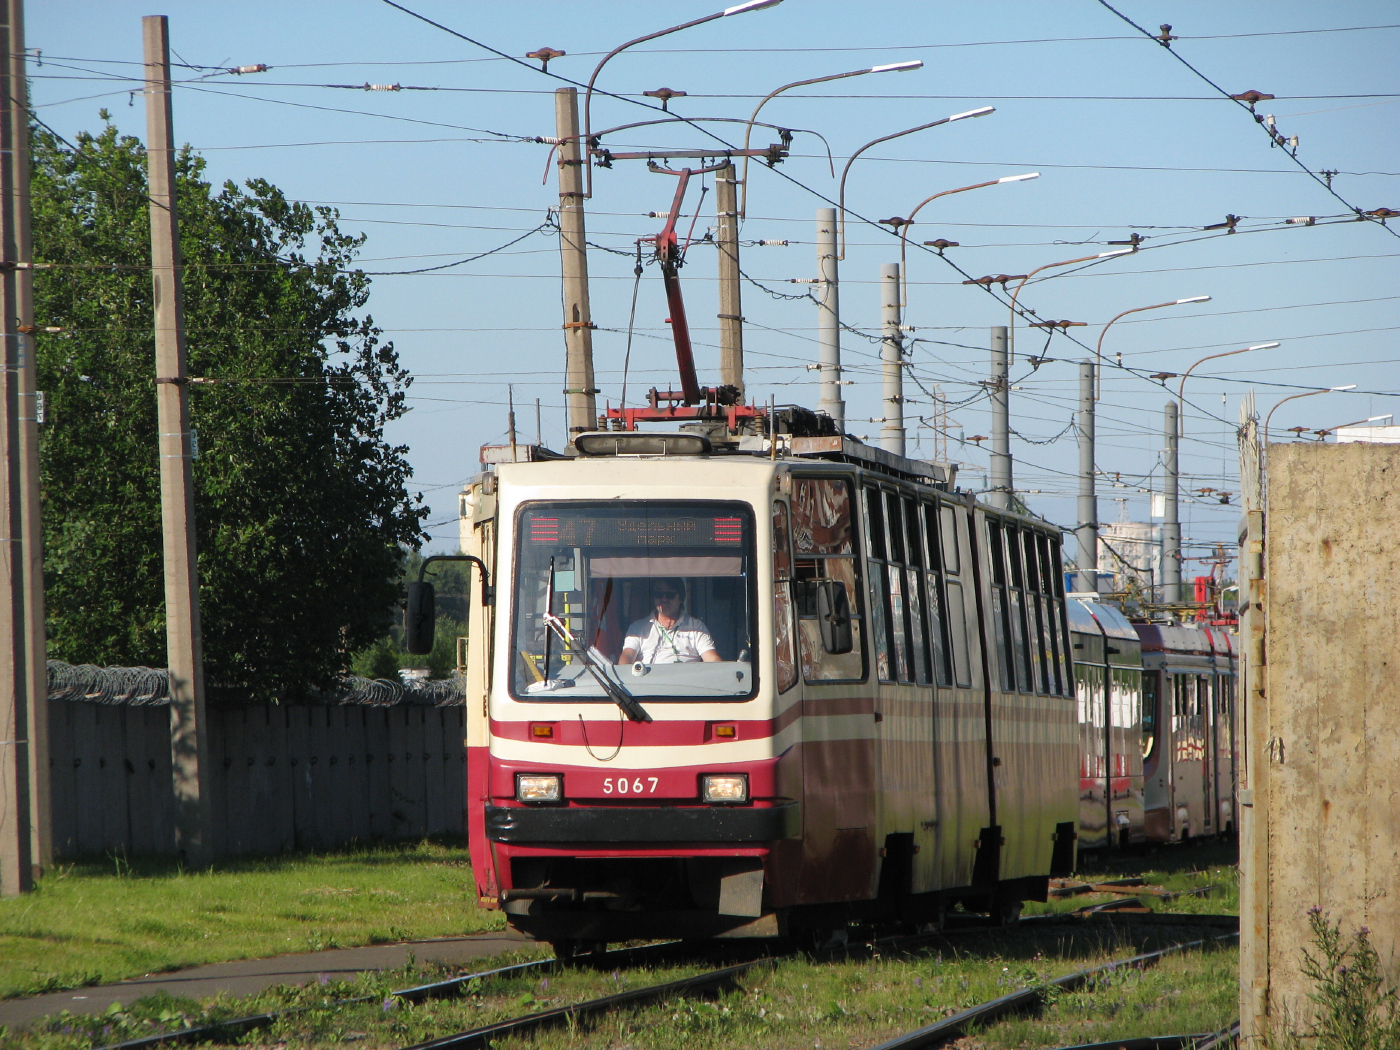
left=1177, top=342, right=1280, bottom=406
left=1094, top=296, right=1210, bottom=399
left=1315, top=413, right=1393, bottom=440
left=739, top=60, right=923, bottom=218
left=1263, top=386, right=1357, bottom=447
left=582, top=0, right=783, bottom=198
left=1003, top=249, right=1135, bottom=363
left=894, top=174, right=1039, bottom=304
left=837, top=107, right=995, bottom=258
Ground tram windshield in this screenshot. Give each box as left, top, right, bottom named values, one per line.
left=512, top=501, right=756, bottom=700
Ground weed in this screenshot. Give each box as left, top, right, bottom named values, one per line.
left=1271, top=908, right=1400, bottom=1050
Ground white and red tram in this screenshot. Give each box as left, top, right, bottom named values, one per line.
left=430, top=431, right=1084, bottom=947
left=1066, top=598, right=1238, bottom=854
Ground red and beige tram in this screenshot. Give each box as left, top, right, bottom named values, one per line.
left=424, top=431, right=1084, bottom=948
left=1067, top=598, right=1237, bottom=854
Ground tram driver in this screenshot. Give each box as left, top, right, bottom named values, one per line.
left=618, top=578, right=723, bottom=665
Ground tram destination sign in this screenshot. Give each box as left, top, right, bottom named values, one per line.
left=527, top=513, right=745, bottom=548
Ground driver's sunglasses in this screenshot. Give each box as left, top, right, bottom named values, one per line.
left=651, top=590, right=680, bottom=600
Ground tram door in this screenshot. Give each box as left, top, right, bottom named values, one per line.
left=791, top=478, right=876, bottom=902
left=863, top=486, right=940, bottom=894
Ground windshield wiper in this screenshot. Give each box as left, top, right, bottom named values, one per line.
left=540, top=612, right=651, bottom=723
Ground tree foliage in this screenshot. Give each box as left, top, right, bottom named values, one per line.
left=33, top=117, right=427, bottom=699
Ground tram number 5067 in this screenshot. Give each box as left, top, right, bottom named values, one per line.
left=603, top=777, right=659, bottom=795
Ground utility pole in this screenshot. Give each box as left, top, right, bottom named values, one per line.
left=1162, top=400, right=1181, bottom=606
left=9, top=0, right=48, bottom=876
left=815, top=208, right=844, bottom=431
left=0, top=0, right=31, bottom=897
left=553, top=88, right=597, bottom=442
left=714, top=162, right=743, bottom=395
left=144, top=15, right=210, bottom=865
left=880, top=263, right=905, bottom=456
left=989, top=326, right=1011, bottom=510
left=1076, top=360, right=1098, bottom=593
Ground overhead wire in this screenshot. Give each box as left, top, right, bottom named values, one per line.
left=1093, top=0, right=1400, bottom=239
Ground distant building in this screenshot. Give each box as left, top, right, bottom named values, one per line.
left=1097, top=520, right=1162, bottom=597
left=1335, top=425, right=1400, bottom=444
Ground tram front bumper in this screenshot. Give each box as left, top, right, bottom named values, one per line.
left=484, top=801, right=800, bottom=844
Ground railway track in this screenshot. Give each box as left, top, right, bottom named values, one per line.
left=867, top=931, right=1240, bottom=1050
left=395, top=920, right=1239, bottom=1050
left=92, top=909, right=1238, bottom=1050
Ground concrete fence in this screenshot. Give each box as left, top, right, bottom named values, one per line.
left=47, top=698, right=467, bottom=859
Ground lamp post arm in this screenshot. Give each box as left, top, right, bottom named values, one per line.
left=1008, top=249, right=1133, bottom=363
left=1263, top=390, right=1326, bottom=448
left=583, top=10, right=729, bottom=199
left=740, top=68, right=869, bottom=217
left=839, top=118, right=949, bottom=258
left=898, top=179, right=1002, bottom=307
left=1178, top=346, right=1258, bottom=404
left=1263, top=386, right=1355, bottom=447
left=1094, top=300, right=1178, bottom=400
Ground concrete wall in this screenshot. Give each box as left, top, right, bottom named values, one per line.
left=1245, top=442, right=1400, bottom=1032
left=47, top=699, right=467, bottom=859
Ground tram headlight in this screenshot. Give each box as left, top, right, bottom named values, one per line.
left=516, top=774, right=562, bottom=803
left=701, top=774, right=748, bottom=804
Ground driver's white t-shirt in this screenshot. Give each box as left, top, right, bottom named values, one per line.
left=623, top=613, right=717, bottom=664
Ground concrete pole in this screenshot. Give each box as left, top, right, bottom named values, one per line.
left=554, top=88, right=597, bottom=442
left=145, top=15, right=211, bottom=865
left=9, top=0, right=48, bottom=875
left=0, top=0, right=31, bottom=896
left=715, top=162, right=743, bottom=395
left=989, top=326, right=1012, bottom=510
left=1076, top=360, right=1098, bottom=593
left=815, top=208, right=844, bottom=431
left=1163, top=401, right=1181, bottom=605
left=880, top=263, right=905, bottom=456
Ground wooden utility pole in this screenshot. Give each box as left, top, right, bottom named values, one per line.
left=144, top=14, right=210, bottom=865
left=10, top=0, right=50, bottom=877
left=0, top=0, right=32, bottom=896
left=715, top=162, right=743, bottom=394
left=553, top=88, right=597, bottom=443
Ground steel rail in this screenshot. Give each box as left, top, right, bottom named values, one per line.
left=91, top=940, right=697, bottom=1050
left=866, top=932, right=1240, bottom=1050
left=397, top=957, right=773, bottom=1050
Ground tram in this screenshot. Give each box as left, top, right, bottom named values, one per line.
left=415, top=425, right=1086, bottom=947
left=1067, top=597, right=1237, bottom=853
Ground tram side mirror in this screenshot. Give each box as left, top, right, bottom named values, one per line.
left=815, top=580, right=853, bottom=655
left=404, top=581, right=437, bottom=655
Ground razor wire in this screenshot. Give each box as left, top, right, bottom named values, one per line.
left=45, top=661, right=466, bottom=707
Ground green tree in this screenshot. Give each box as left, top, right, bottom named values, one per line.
left=33, top=116, right=426, bottom=699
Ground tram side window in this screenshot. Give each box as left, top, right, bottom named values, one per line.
left=1023, top=532, right=1053, bottom=695
left=882, top=491, right=912, bottom=682
left=772, top=500, right=797, bottom=694
left=862, top=486, right=892, bottom=681
left=1142, top=671, right=1159, bottom=761
left=921, top=501, right=953, bottom=686
left=1047, top=538, right=1074, bottom=694
left=792, top=478, right=865, bottom=682
left=902, top=495, right=931, bottom=684
left=1006, top=528, right=1035, bottom=691
left=987, top=521, right=1015, bottom=691
left=940, top=504, right=973, bottom=687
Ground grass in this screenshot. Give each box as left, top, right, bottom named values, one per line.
left=0, top=919, right=1237, bottom=1050
left=0, top=839, right=504, bottom=1001
left=1024, top=841, right=1240, bottom=919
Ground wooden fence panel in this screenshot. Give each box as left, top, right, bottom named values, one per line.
left=47, top=699, right=466, bottom=859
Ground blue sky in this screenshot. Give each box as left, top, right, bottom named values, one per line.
left=29, top=2, right=1399, bottom=569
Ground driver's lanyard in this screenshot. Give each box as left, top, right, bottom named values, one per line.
left=653, top=620, right=682, bottom=660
